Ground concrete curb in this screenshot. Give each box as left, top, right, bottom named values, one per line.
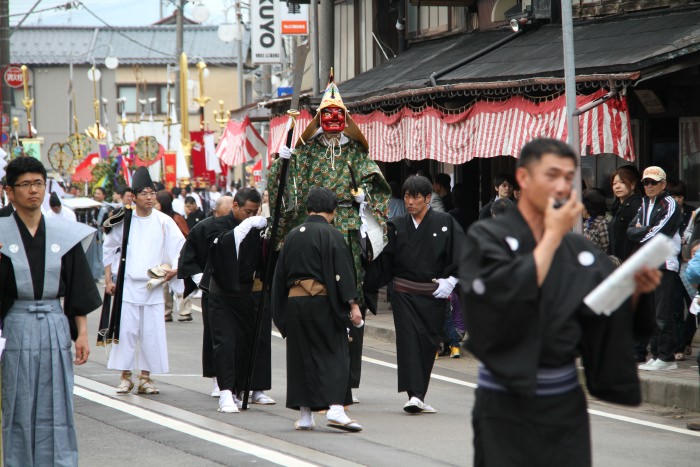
left=364, top=320, right=700, bottom=413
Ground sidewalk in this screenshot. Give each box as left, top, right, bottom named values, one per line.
left=364, top=291, right=700, bottom=413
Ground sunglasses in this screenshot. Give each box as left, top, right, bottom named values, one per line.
left=642, top=179, right=661, bottom=186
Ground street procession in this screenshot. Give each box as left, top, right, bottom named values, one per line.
left=2, top=1, right=700, bottom=466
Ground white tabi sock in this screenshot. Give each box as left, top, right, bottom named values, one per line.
left=299, top=406, right=314, bottom=426
left=326, top=405, right=349, bottom=423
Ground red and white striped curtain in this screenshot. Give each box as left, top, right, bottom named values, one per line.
left=268, top=90, right=635, bottom=163
left=216, top=116, right=268, bottom=166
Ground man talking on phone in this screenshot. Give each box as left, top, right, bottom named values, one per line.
left=459, top=138, right=661, bottom=467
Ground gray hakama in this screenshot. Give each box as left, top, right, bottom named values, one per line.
left=0, top=215, right=97, bottom=467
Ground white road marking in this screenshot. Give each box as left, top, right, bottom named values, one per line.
left=74, top=385, right=317, bottom=466
left=272, top=330, right=700, bottom=437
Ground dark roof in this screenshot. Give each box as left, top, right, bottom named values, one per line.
left=338, top=7, right=700, bottom=107
left=338, top=30, right=510, bottom=101
left=11, top=25, right=250, bottom=66
left=441, top=7, right=700, bottom=83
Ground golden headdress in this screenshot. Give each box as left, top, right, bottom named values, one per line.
left=298, top=68, right=369, bottom=150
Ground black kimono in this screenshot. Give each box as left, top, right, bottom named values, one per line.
left=378, top=208, right=464, bottom=400
left=271, top=215, right=357, bottom=411
left=207, top=214, right=270, bottom=393
left=177, top=215, right=216, bottom=377
left=459, top=209, right=650, bottom=467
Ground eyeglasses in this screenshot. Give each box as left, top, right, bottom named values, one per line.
left=642, top=179, right=661, bottom=186
left=137, top=191, right=156, bottom=197
left=13, top=181, right=46, bottom=190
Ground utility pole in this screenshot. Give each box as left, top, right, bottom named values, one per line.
left=318, top=0, right=333, bottom=82
left=309, top=0, right=319, bottom=95
left=175, top=0, right=184, bottom=112
left=561, top=0, right=583, bottom=232
left=1, top=0, right=12, bottom=147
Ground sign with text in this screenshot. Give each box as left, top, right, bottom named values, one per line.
left=251, top=0, right=281, bottom=64
left=277, top=1, right=308, bottom=35
left=4, top=66, right=23, bottom=88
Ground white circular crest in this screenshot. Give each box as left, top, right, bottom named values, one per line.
left=335, top=275, right=340, bottom=281
left=8, top=244, right=19, bottom=254
left=433, top=233, right=437, bottom=237
left=472, top=278, right=486, bottom=296
left=505, top=236, right=519, bottom=252
left=300, top=227, right=306, bottom=232
left=51, top=243, right=60, bottom=253
left=442, top=226, right=448, bottom=232
left=578, top=251, right=595, bottom=267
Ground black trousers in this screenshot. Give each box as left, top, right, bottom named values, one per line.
left=201, top=292, right=216, bottom=378
left=208, top=291, right=254, bottom=393
left=645, top=270, right=680, bottom=362
left=472, top=387, right=591, bottom=467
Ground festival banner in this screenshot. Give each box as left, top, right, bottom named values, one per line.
left=164, top=151, right=177, bottom=189
left=190, top=131, right=217, bottom=185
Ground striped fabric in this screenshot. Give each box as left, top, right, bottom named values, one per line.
left=216, top=116, right=268, bottom=166
left=267, top=90, right=635, bottom=163
left=477, top=363, right=580, bottom=396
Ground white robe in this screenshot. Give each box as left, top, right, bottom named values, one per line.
left=45, top=207, right=77, bottom=222
left=103, top=209, right=185, bottom=373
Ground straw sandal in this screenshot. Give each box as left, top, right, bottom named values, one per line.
left=138, top=376, right=160, bottom=395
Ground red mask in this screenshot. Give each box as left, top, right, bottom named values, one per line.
left=320, top=107, right=346, bottom=133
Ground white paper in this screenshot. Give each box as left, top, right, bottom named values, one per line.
left=584, top=234, right=675, bottom=316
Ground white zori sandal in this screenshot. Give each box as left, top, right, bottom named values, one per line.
left=116, top=371, right=134, bottom=395
left=138, top=376, right=160, bottom=395
left=146, top=264, right=172, bottom=291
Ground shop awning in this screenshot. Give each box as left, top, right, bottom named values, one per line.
left=269, top=89, right=634, bottom=163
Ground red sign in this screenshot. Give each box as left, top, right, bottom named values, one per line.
left=253, top=159, right=262, bottom=182
left=281, top=20, right=308, bottom=35
left=4, top=66, right=24, bottom=89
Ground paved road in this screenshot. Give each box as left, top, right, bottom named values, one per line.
left=74, top=301, right=700, bottom=466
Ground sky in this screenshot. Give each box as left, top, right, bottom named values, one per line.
left=10, top=0, right=235, bottom=27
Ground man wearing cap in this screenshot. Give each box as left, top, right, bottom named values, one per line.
left=103, top=167, right=186, bottom=394
left=628, top=166, right=683, bottom=370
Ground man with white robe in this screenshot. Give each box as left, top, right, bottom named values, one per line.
left=103, top=167, right=185, bottom=395
left=46, top=191, right=77, bottom=222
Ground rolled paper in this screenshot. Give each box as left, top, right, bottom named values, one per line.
left=584, top=234, right=675, bottom=316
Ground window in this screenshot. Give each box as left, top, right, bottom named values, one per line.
left=117, top=84, right=174, bottom=115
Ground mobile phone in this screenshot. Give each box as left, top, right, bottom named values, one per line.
left=553, top=198, right=567, bottom=209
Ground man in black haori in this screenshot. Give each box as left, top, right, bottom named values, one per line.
left=272, top=187, right=364, bottom=432
left=460, top=138, right=661, bottom=467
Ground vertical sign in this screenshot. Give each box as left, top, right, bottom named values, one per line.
left=251, top=0, right=281, bottom=64
left=277, top=1, right=309, bottom=35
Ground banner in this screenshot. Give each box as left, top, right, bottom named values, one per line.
left=190, top=131, right=217, bottom=185
left=251, top=0, right=281, bottom=64
left=216, top=116, right=268, bottom=166
left=164, top=151, right=177, bottom=189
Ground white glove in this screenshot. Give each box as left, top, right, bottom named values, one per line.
left=690, top=295, right=700, bottom=316
left=353, top=189, right=365, bottom=204
left=249, top=215, right=267, bottom=229
left=279, top=145, right=293, bottom=160
left=358, top=202, right=368, bottom=238
left=192, top=273, right=203, bottom=286
left=433, top=276, right=458, bottom=299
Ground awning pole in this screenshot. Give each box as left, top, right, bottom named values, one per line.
left=561, top=0, right=583, bottom=233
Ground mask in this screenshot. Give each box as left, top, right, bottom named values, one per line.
left=320, top=106, right=346, bottom=133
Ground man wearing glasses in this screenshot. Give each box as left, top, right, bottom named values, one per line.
left=0, top=156, right=101, bottom=466
left=628, top=166, right=683, bottom=370
left=103, top=167, right=185, bottom=395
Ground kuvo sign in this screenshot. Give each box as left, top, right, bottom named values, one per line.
left=250, top=0, right=281, bottom=64
left=4, top=65, right=24, bottom=88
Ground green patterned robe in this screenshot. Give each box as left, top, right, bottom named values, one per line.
left=267, top=135, right=391, bottom=306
